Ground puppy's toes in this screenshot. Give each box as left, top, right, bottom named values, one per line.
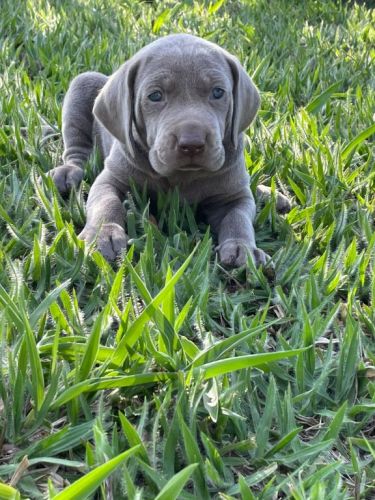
left=218, top=240, right=245, bottom=267
left=275, top=192, right=292, bottom=214
left=80, top=223, right=128, bottom=261
left=252, top=247, right=271, bottom=267
left=256, top=185, right=292, bottom=214
left=217, top=239, right=248, bottom=268
left=218, top=239, right=270, bottom=268
left=49, top=164, right=83, bottom=195
left=99, top=223, right=128, bottom=261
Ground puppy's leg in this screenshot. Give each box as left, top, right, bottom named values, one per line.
left=79, top=169, right=128, bottom=261
left=50, top=72, right=108, bottom=195
left=203, top=194, right=268, bottom=268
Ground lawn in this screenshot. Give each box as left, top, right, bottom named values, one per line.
left=0, top=0, right=374, bottom=498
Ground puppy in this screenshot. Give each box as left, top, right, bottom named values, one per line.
left=50, top=34, right=285, bottom=266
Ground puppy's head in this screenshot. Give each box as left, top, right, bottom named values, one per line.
left=94, top=34, right=260, bottom=177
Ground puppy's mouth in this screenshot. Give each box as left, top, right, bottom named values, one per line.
left=177, top=163, right=205, bottom=171
left=149, top=145, right=225, bottom=176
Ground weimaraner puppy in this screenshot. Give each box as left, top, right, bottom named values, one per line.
left=50, top=34, right=289, bottom=266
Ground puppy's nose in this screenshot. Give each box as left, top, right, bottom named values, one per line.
left=177, top=135, right=205, bottom=156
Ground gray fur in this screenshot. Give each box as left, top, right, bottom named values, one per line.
left=52, top=34, right=289, bottom=266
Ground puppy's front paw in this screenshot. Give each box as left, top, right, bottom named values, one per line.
left=79, top=223, right=128, bottom=261
left=275, top=192, right=292, bottom=214
left=49, top=164, right=83, bottom=195
left=217, top=239, right=269, bottom=268
left=256, top=185, right=292, bottom=214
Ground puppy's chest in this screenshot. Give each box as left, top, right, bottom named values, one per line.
left=148, top=174, right=212, bottom=205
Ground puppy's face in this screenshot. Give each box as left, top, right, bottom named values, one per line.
left=93, top=35, right=260, bottom=176
left=134, top=50, right=233, bottom=176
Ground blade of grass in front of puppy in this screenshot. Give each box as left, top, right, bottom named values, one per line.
left=321, top=401, right=348, bottom=442
left=305, top=81, right=342, bottom=114
left=0, top=287, right=26, bottom=363
left=21, top=420, right=94, bottom=459
left=52, top=445, right=141, bottom=500
left=111, top=245, right=197, bottom=365
left=0, top=203, right=32, bottom=249
left=108, top=264, right=125, bottom=314
left=0, top=481, right=21, bottom=500
left=17, top=308, right=45, bottom=412
left=190, top=318, right=284, bottom=369
left=119, top=412, right=150, bottom=464
left=163, top=399, right=180, bottom=478
left=341, top=122, right=375, bottom=161
left=227, top=464, right=278, bottom=496
left=178, top=410, right=209, bottom=499
left=0, top=457, right=85, bottom=477
left=255, top=375, right=276, bottom=458
left=197, top=348, right=307, bottom=380
left=126, top=256, right=178, bottom=355
left=52, top=372, right=177, bottom=408
left=162, top=266, right=175, bottom=326
left=279, top=440, right=335, bottom=466
left=265, top=427, right=303, bottom=458
left=29, top=279, right=70, bottom=328
left=336, top=316, right=360, bottom=401
left=303, top=462, right=343, bottom=491
left=12, top=339, right=27, bottom=436
left=238, top=475, right=256, bottom=500
left=78, top=305, right=110, bottom=382
left=154, top=463, right=198, bottom=500
left=125, top=255, right=154, bottom=303
left=174, top=296, right=193, bottom=334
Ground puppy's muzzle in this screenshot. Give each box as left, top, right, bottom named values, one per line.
left=177, top=132, right=206, bottom=156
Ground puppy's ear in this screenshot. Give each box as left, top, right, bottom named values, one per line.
left=226, top=55, right=260, bottom=149
left=93, top=59, right=139, bottom=157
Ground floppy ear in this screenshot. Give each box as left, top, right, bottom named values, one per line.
left=93, top=59, right=139, bottom=157
left=226, top=55, right=260, bottom=149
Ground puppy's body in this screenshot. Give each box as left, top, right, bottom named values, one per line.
left=51, top=34, right=271, bottom=265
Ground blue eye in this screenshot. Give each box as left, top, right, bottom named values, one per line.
left=212, top=87, right=225, bottom=99
left=148, top=91, right=163, bottom=102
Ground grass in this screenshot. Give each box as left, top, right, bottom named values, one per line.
left=0, top=0, right=374, bottom=498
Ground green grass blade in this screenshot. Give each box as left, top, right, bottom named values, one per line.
left=162, top=266, right=175, bottom=326
left=30, top=280, right=70, bottom=328
left=303, top=461, right=343, bottom=489
left=0, top=482, right=21, bottom=500
left=0, top=285, right=24, bottom=331
left=0, top=457, right=85, bottom=476
left=190, top=319, right=284, bottom=369
left=78, top=305, right=109, bottom=382
left=23, top=311, right=45, bottom=411
left=119, top=412, right=149, bottom=464
left=178, top=411, right=209, bottom=499
left=341, top=123, right=375, bottom=160
left=227, top=464, right=278, bottom=495
left=197, top=348, right=307, bottom=380
left=112, top=245, right=197, bottom=365
left=280, top=440, right=335, bottom=465
left=52, top=373, right=176, bottom=408
left=265, top=427, right=302, bottom=457
left=155, top=463, right=198, bottom=500
left=174, top=297, right=193, bottom=334
left=23, top=421, right=95, bottom=459
left=322, top=401, right=348, bottom=441
left=256, top=375, right=276, bottom=458
left=305, top=81, right=342, bottom=114
left=238, top=475, right=256, bottom=500
left=52, top=445, right=141, bottom=499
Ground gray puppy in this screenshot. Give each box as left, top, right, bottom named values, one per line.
left=50, top=34, right=285, bottom=266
